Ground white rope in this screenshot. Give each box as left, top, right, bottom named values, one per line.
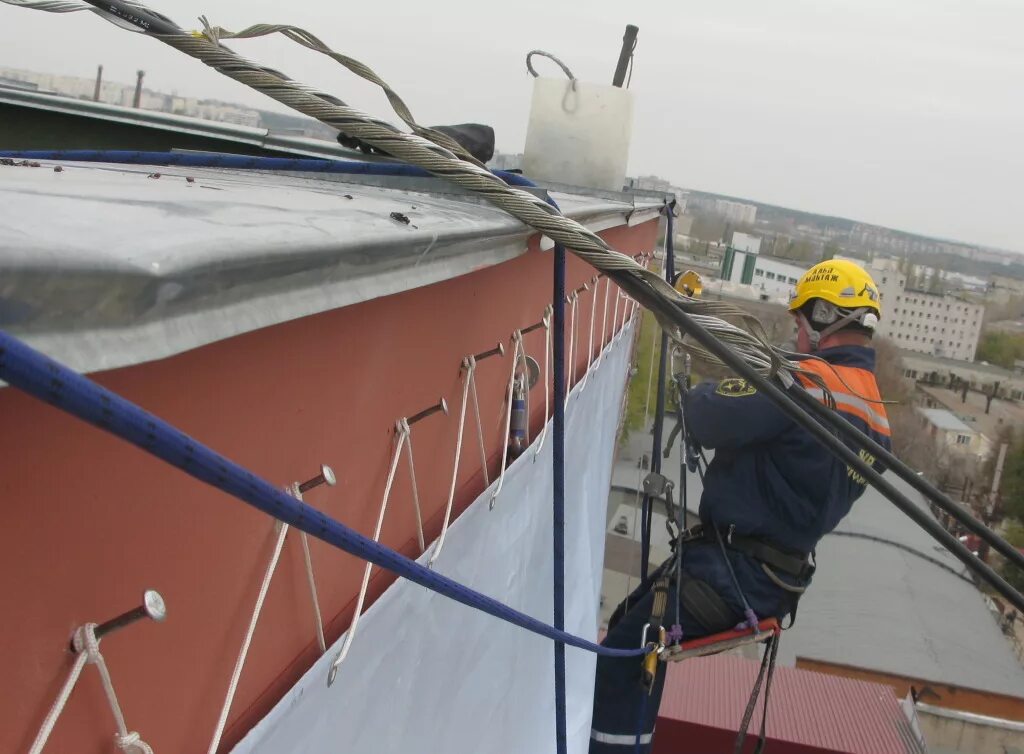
left=403, top=427, right=426, bottom=553
left=490, top=333, right=523, bottom=508
left=611, top=285, right=621, bottom=339
left=469, top=360, right=490, bottom=488
left=299, top=531, right=327, bottom=653
left=534, top=308, right=553, bottom=459
left=287, top=483, right=328, bottom=654
left=328, top=422, right=408, bottom=682
left=565, top=292, right=579, bottom=407
left=27, top=626, right=150, bottom=754
left=430, top=358, right=474, bottom=567
left=580, top=276, right=599, bottom=391
left=515, top=332, right=532, bottom=446
left=207, top=521, right=288, bottom=754
left=28, top=651, right=88, bottom=754
left=83, top=625, right=154, bottom=754
left=595, top=277, right=611, bottom=369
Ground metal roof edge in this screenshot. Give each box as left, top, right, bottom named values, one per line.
left=794, top=657, right=1024, bottom=702
left=915, top=702, right=1024, bottom=731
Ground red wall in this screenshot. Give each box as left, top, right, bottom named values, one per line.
left=1, top=221, right=657, bottom=753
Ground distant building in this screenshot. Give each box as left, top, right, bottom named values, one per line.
left=714, top=198, right=756, bottom=225
left=629, top=174, right=671, bottom=193
left=988, top=274, right=1024, bottom=305
left=869, top=258, right=984, bottom=362
left=899, top=350, right=1024, bottom=402
left=720, top=233, right=806, bottom=300
left=0, top=66, right=260, bottom=128
left=916, top=407, right=992, bottom=460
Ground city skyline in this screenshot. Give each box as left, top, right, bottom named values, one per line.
left=2, top=0, right=1021, bottom=253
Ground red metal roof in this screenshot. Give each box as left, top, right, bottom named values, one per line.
left=655, top=654, right=925, bottom=754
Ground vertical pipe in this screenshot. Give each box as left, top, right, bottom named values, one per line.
left=93, top=64, right=103, bottom=102
left=133, top=70, right=145, bottom=108
left=611, top=25, right=639, bottom=87
left=552, top=243, right=567, bottom=754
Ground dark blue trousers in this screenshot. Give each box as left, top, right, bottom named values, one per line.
left=589, top=544, right=794, bottom=753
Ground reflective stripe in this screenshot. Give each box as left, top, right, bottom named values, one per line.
left=805, top=387, right=890, bottom=433
left=590, top=729, right=654, bottom=746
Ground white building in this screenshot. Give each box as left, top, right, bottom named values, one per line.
left=868, top=258, right=984, bottom=361
left=916, top=407, right=992, bottom=461
left=714, top=199, right=757, bottom=225
left=720, top=234, right=806, bottom=300
left=0, top=67, right=261, bottom=128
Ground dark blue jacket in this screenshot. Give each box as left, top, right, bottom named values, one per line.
left=684, top=345, right=892, bottom=556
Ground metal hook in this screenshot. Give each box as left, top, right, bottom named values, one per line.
left=70, top=589, right=166, bottom=651
left=298, top=464, right=337, bottom=494
left=407, top=398, right=449, bottom=425
left=472, top=343, right=505, bottom=362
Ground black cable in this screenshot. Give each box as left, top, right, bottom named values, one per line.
left=788, top=386, right=1024, bottom=574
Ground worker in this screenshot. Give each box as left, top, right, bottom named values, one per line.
left=590, top=259, right=892, bottom=752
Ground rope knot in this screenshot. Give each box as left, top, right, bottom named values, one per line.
left=115, top=730, right=153, bottom=754
left=72, top=623, right=102, bottom=663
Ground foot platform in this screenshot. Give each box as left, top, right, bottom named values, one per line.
left=660, top=617, right=780, bottom=662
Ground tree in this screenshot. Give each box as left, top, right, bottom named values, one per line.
left=1000, top=521, right=1024, bottom=595
left=1001, top=441, right=1024, bottom=521
left=976, top=331, right=1024, bottom=369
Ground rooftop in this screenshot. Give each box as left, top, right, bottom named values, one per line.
left=916, top=384, right=1024, bottom=441
left=779, top=473, right=1024, bottom=699
left=917, top=407, right=974, bottom=432
left=899, top=348, right=1022, bottom=382
left=658, top=653, right=924, bottom=753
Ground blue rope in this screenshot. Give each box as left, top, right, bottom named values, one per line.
left=552, top=243, right=567, bottom=754
left=0, top=150, right=558, bottom=208
left=0, top=329, right=644, bottom=658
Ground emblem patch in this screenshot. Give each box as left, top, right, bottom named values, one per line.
left=715, top=378, right=757, bottom=398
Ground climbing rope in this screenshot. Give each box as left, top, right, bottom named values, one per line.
left=30, top=624, right=153, bottom=754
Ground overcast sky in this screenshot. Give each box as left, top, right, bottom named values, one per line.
left=2, top=0, right=1022, bottom=252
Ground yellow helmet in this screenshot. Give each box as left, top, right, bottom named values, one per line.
left=788, top=259, right=881, bottom=318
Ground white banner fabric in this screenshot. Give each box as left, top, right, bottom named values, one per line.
left=232, top=327, right=633, bottom=754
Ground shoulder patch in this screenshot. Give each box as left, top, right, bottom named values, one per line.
left=715, top=378, right=757, bottom=398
